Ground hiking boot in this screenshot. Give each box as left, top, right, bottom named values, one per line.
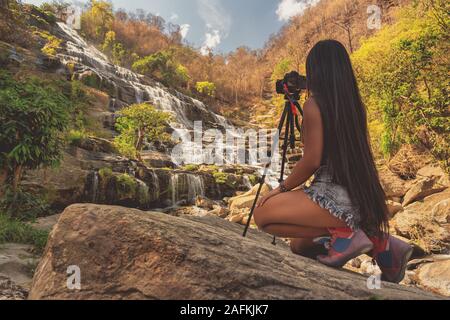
left=370, top=235, right=413, bottom=284
left=317, top=228, right=374, bottom=268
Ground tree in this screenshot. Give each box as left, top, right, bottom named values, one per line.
left=0, top=72, right=70, bottom=211
left=132, top=50, right=189, bottom=87
left=80, top=0, right=114, bottom=42
left=114, top=103, right=171, bottom=161
left=196, top=81, right=216, bottom=97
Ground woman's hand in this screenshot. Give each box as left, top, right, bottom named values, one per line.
left=256, top=187, right=281, bottom=208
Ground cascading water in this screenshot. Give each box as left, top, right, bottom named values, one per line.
left=55, top=22, right=229, bottom=132
left=170, top=173, right=206, bottom=207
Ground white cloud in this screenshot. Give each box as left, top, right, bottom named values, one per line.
left=197, top=0, right=231, bottom=54
left=200, top=30, right=221, bottom=55
left=180, top=24, right=190, bottom=39
left=197, top=0, right=232, bottom=35
left=276, top=0, right=319, bottom=21
left=170, top=13, right=179, bottom=21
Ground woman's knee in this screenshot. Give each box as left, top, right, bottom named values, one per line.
left=253, top=207, right=266, bottom=230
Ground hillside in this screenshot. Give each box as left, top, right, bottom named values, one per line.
left=0, top=0, right=448, bottom=300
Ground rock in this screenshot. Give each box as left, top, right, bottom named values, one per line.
left=21, top=151, right=89, bottom=209
left=402, top=177, right=447, bottom=207
left=29, top=204, right=440, bottom=300
left=195, top=196, right=217, bottom=210
left=0, top=244, right=40, bottom=291
left=414, top=260, right=450, bottom=297
left=0, top=276, right=28, bottom=300
left=228, top=183, right=271, bottom=211
left=378, top=166, right=412, bottom=200
left=417, top=165, right=450, bottom=187
left=31, top=214, right=61, bottom=232
left=207, top=206, right=229, bottom=219
left=73, top=137, right=117, bottom=154
left=392, top=190, right=450, bottom=254
left=387, top=200, right=403, bottom=218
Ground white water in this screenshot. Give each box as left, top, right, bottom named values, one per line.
left=56, top=22, right=230, bottom=131
left=170, top=173, right=206, bottom=206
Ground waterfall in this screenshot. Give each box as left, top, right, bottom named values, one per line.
left=170, top=173, right=180, bottom=206
left=149, top=170, right=160, bottom=199
left=55, top=22, right=231, bottom=132
left=187, top=174, right=205, bottom=201
left=91, top=171, right=99, bottom=203
left=170, top=173, right=206, bottom=207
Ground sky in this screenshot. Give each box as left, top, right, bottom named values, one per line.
left=24, top=0, right=319, bottom=54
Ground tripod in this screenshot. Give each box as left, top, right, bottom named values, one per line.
left=243, top=89, right=304, bottom=242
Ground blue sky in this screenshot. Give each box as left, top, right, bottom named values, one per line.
left=24, top=0, right=318, bottom=54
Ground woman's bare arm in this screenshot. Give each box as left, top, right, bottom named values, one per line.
left=283, top=97, right=324, bottom=190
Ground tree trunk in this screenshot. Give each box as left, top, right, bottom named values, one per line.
left=0, top=168, right=8, bottom=199
left=135, top=129, right=144, bottom=162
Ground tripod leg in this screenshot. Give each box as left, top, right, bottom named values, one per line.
left=279, top=111, right=291, bottom=182
left=242, top=105, right=288, bottom=238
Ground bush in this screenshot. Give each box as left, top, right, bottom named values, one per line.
left=66, top=129, right=88, bottom=146
left=195, top=81, right=216, bottom=97
left=0, top=189, right=51, bottom=221
left=352, top=3, right=449, bottom=169
left=114, top=103, right=171, bottom=160
left=213, top=171, right=228, bottom=185
left=0, top=213, right=49, bottom=251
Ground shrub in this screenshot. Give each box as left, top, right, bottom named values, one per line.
left=195, top=81, right=216, bottom=97
left=0, top=213, right=49, bottom=252
left=114, top=103, right=171, bottom=160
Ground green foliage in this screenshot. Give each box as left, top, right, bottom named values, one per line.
left=196, top=81, right=216, bottom=97
left=98, top=167, right=113, bottom=180
left=114, top=103, right=172, bottom=160
left=0, top=189, right=50, bottom=221
left=132, top=50, right=189, bottom=87
left=66, top=129, right=88, bottom=146
left=213, top=171, right=228, bottom=185
left=102, top=31, right=127, bottom=65
left=353, top=2, right=449, bottom=169
left=182, top=164, right=200, bottom=172
left=80, top=0, right=114, bottom=42
left=34, top=30, right=62, bottom=56
left=0, top=213, right=49, bottom=251
left=116, top=173, right=137, bottom=199
left=0, top=71, right=70, bottom=173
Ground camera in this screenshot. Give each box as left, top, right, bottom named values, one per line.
left=276, top=71, right=307, bottom=100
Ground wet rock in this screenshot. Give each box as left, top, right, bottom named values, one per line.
left=29, top=204, right=440, bottom=300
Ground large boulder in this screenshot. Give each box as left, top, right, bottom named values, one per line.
left=402, top=176, right=447, bottom=207
left=392, top=190, right=450, bottom=254
left=378, top=166, right=412, bottom=201
left=29, top=204, right=440, bottom=300
left=413, top=259, right=450, bottom=297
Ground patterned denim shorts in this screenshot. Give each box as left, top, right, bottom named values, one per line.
left=302, top=166, right=361, bottom=230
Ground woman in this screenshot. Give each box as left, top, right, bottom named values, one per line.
left=254, top=40, right=413, bottom=283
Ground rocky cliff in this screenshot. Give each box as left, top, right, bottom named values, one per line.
left=28, top=204, right=441, bottom=300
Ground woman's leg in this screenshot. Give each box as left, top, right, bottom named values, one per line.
left=290, top=238, right=328, bottom=259
left=254, top=189, right=347, bottom=236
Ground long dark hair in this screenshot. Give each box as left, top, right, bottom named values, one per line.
left=306, top=40, right=389, bottom=235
